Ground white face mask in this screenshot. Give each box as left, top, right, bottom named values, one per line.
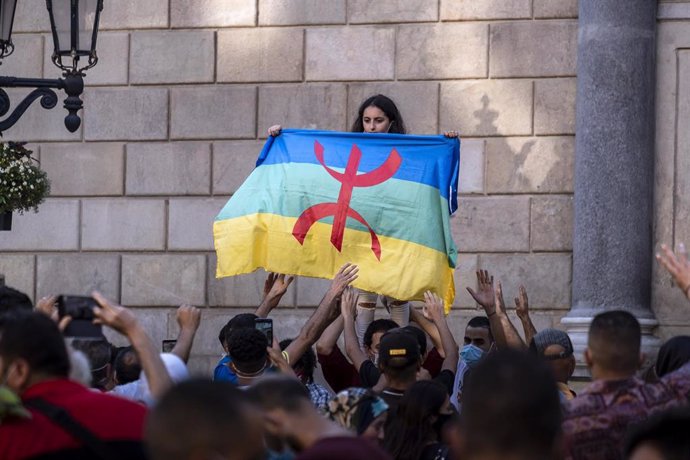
left=372, top=352, right=379, bottom=366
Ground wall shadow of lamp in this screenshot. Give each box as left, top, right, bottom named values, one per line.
left=0, top=0, right=104, bottom=134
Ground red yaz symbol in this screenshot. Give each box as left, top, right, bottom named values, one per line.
left=292, top=141, right=402, bottom=261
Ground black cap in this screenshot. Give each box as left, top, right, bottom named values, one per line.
left=379, top=331, right=421, bottom=368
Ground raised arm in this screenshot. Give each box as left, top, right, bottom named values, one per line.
left=657, top=243, right=690, bottom=299
left=341, top=286, right=369, bottom=371
left=494, top=282, right=527, bottom=350
left=466, top=269, right=507, bottom=347
left=514, top=286, right=537, bottom=345
left=255, top=273, right=294, bottom=318
left=92, top=291, right=172, bottom=399
left=423, top=291, right=458, bottom=373
left=171, top=304, right=201, bottom=363
left=315, top=315, right=344, bottom=356
left=409, top=306, right=445, bottom=358
left=284, top=263, right=358, bottom=364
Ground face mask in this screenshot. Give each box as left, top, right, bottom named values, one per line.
left=460, top=344, right=485, bottom=368
left=372, top=353, right=379, bottom=366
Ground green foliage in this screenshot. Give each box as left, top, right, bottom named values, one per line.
left=0, top=142, right=50, bottom=214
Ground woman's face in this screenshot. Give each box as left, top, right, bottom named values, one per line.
left=361, top=412, right=387, bottom=442
left=362, top=106, right=391, bottom=133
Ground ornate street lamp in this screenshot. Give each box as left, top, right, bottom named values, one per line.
left=0, top=0, right=103, bottom=134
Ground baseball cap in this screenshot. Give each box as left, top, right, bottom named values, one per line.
left=378, top=331, right=421, bottom=368
left=529, top=329, right=574, bottom=360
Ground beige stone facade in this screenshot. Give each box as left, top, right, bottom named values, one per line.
left=655, top=0, right=690, bottom=340
left=2, top=0, right=582, bottom=372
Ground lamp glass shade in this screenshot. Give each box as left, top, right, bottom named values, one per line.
left=47, top=0, right=102, bottom=72
left=0, top=0, right=17, bottom=45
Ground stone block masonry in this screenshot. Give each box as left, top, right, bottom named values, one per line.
left=0, top=4, right=579, bottom=374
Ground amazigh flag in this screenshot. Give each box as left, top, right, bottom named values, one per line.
left=214, top=129, right=460, bottom=309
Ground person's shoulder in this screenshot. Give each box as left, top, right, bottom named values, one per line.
left=561, top=385, right=610, bottom=422
left=109, top=380, right=153, bottom=407
left=660, top=359, right=690, bottom=387
left=83, top=385, right=148, bottom=413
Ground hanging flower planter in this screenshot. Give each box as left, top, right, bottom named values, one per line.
left=0, top=142, right=50, bottom=231
left=0, top=211, right=11, bottom=231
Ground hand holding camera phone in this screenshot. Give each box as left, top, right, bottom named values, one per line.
left=57, top=295, right=103, bottom=338
left=254, top=318, right=273, bottom=344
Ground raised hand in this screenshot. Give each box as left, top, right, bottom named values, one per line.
left=466, top=269, right=496, bottom=315
left=328, top=263, right=359, bottom=298
left=268, top=125, right=282, bottom=137
left=657, top=243, right=690, bottom=298
left=267, top=346, right=296, bottom=376
left=494, top=281, right=507, bottom=314
left=443, top=130, right=459, bottom=138
left=92, top=291, right=139, bottom=336
left=264, top=273, right=294, bottom=301
left=514, top=286, right=529, bottom=319
left=263, top=272, right=278, bottom=299
left=35, top=295, right=58, bottom=321
left=176, top=304, right=201, bottom=331
left=340, top=286, right=357, bottom=320
left=422, top=291, right=445, bottom=324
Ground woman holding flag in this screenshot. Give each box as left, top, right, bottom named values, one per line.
left=268, top=94, right=458, bottom=347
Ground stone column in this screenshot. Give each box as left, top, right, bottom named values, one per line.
left=562, top=0, right=660, bottom=377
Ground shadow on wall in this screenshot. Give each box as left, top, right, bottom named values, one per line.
left=473, top=94, right=535, bottom=191
left=473, top=93, right=571, bottom=194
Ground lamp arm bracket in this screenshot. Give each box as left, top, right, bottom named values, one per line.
left=0, top=87, right=60, bottom=134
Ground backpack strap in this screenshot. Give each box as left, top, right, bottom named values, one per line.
left=24, top=397, right=121, bottom=460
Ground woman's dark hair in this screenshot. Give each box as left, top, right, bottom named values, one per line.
left=656, top=335, right=690, bottom=378
left=351, top=94, right=406, bottom=134
left=383, top=380, right=447, bottom=460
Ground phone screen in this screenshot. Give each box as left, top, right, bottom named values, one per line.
left=255, top=319, right=273, bottom=344
left=162, top=339, right=177, bottom=353
left=57, top=295, right=102, bottom=338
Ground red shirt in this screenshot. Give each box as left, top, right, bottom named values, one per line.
left=0, top=378, right=147, bottom=460
left=295, top=436, right=392, bottom=460
left=318, top=346, right=361, bottom=393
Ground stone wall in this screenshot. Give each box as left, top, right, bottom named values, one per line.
left=654, top=0, right=690, bottom=341
left=0, top=0, right=578, bottom=373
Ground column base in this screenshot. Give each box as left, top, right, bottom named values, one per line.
left=561, top=314, right=661, bottom=380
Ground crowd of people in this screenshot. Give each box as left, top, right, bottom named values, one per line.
left=0, top=243, right=689, bottom=460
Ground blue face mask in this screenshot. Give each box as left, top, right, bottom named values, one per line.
left=460, top=344, right=485, bottom=368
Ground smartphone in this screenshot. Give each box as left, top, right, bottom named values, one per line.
left=162, top=339, right=177, bottom=353
left=254, top=318, right=273, bottom=344
left=57, top=295, right=102, bottom=338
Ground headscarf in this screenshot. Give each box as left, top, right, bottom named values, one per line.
left=656, top=336, right=690, bottom=377
left=325, top=387, right=388, bottom=435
